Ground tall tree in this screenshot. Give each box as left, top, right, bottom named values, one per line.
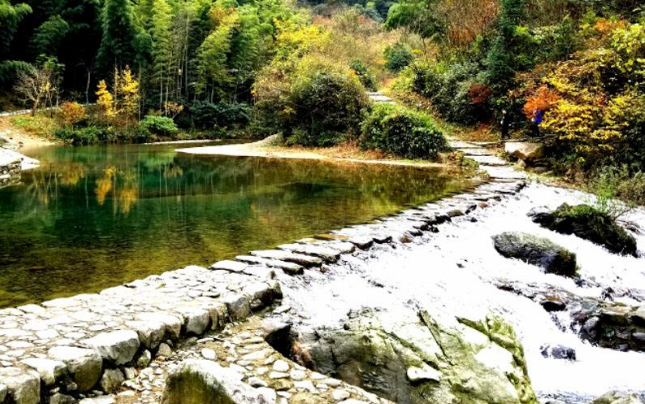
left=97, top=0, right=139, bottom=70
left=150, top=0, right=172, bottom=108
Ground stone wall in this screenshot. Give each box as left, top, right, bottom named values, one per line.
left=0, top=158, right=21, bottom=188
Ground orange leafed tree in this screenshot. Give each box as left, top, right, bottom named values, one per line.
left=523, top=86, right=560, bottom=118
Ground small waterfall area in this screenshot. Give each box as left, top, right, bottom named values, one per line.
left=275, top=182, right=645, bottom=403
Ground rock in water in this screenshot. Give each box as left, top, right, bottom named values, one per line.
left=492, top=232, right=578, bottom=277
left=540, top=345, right=576, bottom=361
left=590, top=391, right=645, bottom=404
left=505, top=142, right=544, bottom=162
left=528, top=204, right=638, bottom=257
left=286, top=311, right=537, bottom=404
left=162, top=360, right=276, bottom=404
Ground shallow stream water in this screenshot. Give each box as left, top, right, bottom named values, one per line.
left=276, top=183, right=645, bottom=403
left=0, top=142, right=470, bottom=307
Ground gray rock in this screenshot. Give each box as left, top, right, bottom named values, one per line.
left=250, top=250, right=322, bottom=267
left=201, top=349, right=217, bottom=360
left=79, top=396, right=115, bottom=404
left=0, top=367, right=40, bottom=404
left=590, top=391, right=645, bottom=404
left=48, top=346, right=103, bottom=392
left=406, top=365, right=441, bottom=382
left=178, top=307, right=211, bottom=335
left=139, top=313, right=182, bottom=341
left=632, top=306, right=645, bottom=327
left=222, top=294, right=251, bottom=321
left=540, top=345, right=576, bottom=361
left=235, top=255, right=304, bottom=275
left=126, top=320, right=166, bottom=349
left=100, top=368, right=125, bottom=393
left=82, top=330, right=140, bottom=365
left=162, top=360, right=276, bottom=404
left=49, top=393, right=76, bottom=404
left=157, top=343, right=173, bottom=358
left=20, top=358, right=66, bottom=386
left=277, top=243, right=341, bottom=262
left=504, top=141, right=544, bottom=162
left=137, top=350, right=152, bottom=368
left=210, top=260, right=248, bottom=273
left=492, top=232, right=578, bottom=277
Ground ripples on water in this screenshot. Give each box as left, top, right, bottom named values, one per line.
left=0, top=142, right=471, bottom=307
left=278, top=183, right=645, bottom=402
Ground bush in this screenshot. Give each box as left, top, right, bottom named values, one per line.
left=285, top=69, right=369, bottom=147
left=384, top=43, right=413, bottom=72
left=54, top=126, right=112, bottom=145
left=59, top=101, right=86, bottom=127
left=411, top=62, right=489, bottom=125
left=360, top=103, right=449, bottom=159
left=138, top=115, right=179, bottom=139
left=189, top=101, right=251, bottom=130
left=588, top=166, right=645, bottom=217
left=349, top=60, right=377, bottom=91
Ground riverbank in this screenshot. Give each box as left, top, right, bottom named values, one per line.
left=178, top=135, right=450, bottom=169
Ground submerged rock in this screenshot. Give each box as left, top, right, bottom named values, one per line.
left=590, top=391, right=645, bottom=404
left=573, top=303, right=645, bottom=352
left=540, top=345, right=576, bottom=361
left=529, top=204, right=638, bottom=257
left=284, top=311, right=537, bottom=404
left=162, top=360, right=275, bottom=404
left=492, top=232, right=578, bottom=277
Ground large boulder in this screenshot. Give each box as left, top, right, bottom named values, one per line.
left=492, top=232, right=578, bottom=277
left=162, top=360, right=275, bottom=404
left=590, top=391, right=645, bottom=404
left=505, top=142, right=544, bottom=162
left=48, top=346, right=103, bottom=392
left=288, top=311, right=537, bottom=404
left=0, top=368, right=40, bottom=404
left=529, top=204, right=638, bottom=257
left=82, top=330, right=140, bottom=365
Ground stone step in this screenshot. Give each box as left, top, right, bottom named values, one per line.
left=467, top=155, right=508, bottom=166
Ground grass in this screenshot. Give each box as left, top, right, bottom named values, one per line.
left=10, top=114, right=60, bottom=139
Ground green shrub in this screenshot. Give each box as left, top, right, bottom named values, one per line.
left=138, top=115, right=179, bottom=138
left=360, top=103, right=449, bottom=159
left=410, top=62, right=490, bottom=125
left=384, top=43, right=413, bottom=72
left=350, top=60, right=377, bottom=91
left=54, top=126, right=112, bottom=145
left=588, top=166, right=645, bottom=218
left=189, top=102, right=251, bottom=129
left=286, top=70, right=369, bottom=147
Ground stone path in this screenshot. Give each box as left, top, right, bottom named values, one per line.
left=111, top=318, right=393, bottom=404
left=449, top=140, right=527, bottom=181
left=366, top=92, right=395, bottom=104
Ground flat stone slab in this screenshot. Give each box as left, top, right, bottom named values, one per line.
left=236, top=255, right=304, bottom=275
left=467, top=155, right=508, bottom=166
left=458, top=148, right=492, bottom=156
left=250, top=250, right=323, bottom=267
left=277, top=243, right=341, bottom=262
left=481, top=166, right=528, bottom=180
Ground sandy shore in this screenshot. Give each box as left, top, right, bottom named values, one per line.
left=178, top=137, right=448, bottom=168
left=0, top=117, right=55, bottom=150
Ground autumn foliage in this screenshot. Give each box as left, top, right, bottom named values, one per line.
left=523, top=86, right=559, bottom=118
left=60, top=102, right=86, bottom=127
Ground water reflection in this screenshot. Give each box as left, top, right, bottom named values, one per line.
left=0, top=143, right=473, bottom=307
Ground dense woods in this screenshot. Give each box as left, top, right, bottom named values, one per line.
left=1, top=0, right=645, bottom=181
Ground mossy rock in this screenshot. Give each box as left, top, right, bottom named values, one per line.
left=492, top=232, right=578, bottom=277
left=529, top=204, right=637, bottom=257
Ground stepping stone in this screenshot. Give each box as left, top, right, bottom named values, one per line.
left=236, top=255, right=304, bottom=275
left=210, top=260, right=248, bottom=273
left=481, top=166, right=528, bottom=180
left=277, top=244, right=341, bottom=262
left=250, top=250, right=323, bottom=267
left=458, top=148, right=491, bottom=156
left=467, top=155, right=508, bottom=166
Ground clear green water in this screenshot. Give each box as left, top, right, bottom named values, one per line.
left=0, top=142, right=472, bottom=307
